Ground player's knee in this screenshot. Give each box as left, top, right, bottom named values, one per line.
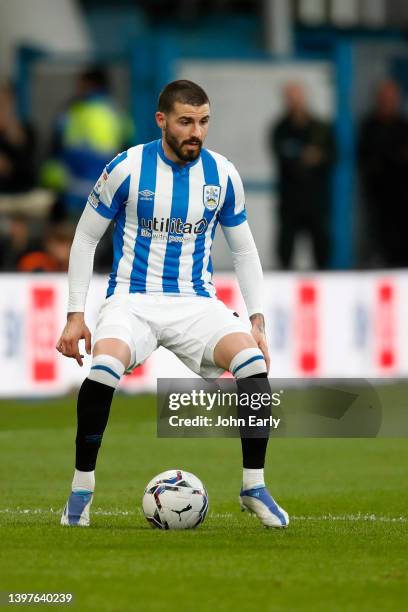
left=93, top=336, right=133, bottom=369
left=229, top=347, right=267, bottom=379
left=87, top=354, right=125, bottom=389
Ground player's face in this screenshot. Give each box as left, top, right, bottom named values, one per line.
left=156, top=102, right=210, bottom=163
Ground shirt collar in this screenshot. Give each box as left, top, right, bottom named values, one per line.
left=157, top=139, right=201, bottom=171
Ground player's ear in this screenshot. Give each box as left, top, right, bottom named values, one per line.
left=155, top=111, right=166, bottom=130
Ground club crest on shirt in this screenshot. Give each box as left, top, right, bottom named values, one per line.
left=203, top=184, right=221, bottom=211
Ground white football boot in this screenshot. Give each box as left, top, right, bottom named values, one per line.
left=61, top=490, right=93, bottom=526
left=239, top=485, right=289, bottom=528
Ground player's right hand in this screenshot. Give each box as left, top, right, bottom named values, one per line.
left=56, top=313, right=92, bottom=367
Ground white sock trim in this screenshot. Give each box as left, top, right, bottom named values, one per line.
left=88, top=354, right=125, bottom=388
left=72, top=469, right=95, bottom=493
left=243, top=468, right=265, bottom=490
left=230, top=348, right=267, bottom=379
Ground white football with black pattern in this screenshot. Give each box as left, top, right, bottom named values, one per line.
left=142, top=469, right=209, bottom=530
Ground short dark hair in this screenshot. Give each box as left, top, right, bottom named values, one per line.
left=158, top=80, right=209, bottom=113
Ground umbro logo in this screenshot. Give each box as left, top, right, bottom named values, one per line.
left=139, top=189, right=155, bottom=201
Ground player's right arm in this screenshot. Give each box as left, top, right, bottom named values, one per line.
left=56, top=152, right=130, bottom=366
left=56, top=205, right=110, bottom=365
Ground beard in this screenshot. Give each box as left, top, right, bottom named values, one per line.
left=164, top=128, right=202, bottom=163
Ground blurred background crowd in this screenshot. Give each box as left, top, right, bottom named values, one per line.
left=1, top=0, right=408, bottom=273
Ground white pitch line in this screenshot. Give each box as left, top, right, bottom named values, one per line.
left=0, top=508, right=407, bottom=523
left=0, top=508, right=233, bottom=519
left=292, top=513, right=408, bottom=523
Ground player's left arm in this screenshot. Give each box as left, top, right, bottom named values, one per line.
left=219, top=161, right=269, bottom=368
left=222, top=221, right=270, bottom=372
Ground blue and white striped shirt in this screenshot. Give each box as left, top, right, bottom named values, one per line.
left=87, top=139, right=247, bottom=298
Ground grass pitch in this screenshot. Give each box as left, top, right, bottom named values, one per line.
left=1, top=394, right=407, bottom=612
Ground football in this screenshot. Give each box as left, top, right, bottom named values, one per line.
left=142, top=469, right=209, bottom=530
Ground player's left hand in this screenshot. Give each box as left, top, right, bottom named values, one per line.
left=250, top=314, right=270, bottom=373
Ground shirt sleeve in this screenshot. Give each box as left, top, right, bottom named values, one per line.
left=222, top=221, right=264, bottom=317
left=218, top=162, right=247, bottom=227
left=67, top=205, right=111, bottom=313
left=87, top=150, right=130, bottom=220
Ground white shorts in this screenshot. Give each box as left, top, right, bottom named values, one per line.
left=93, top=293, right=249, bottom=378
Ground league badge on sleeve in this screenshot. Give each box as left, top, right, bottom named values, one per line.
left=94, top=169, right=109, bottom=196
left=203, top=185, right=221, bottom=211
left=88, top=191, right=99, bottom=209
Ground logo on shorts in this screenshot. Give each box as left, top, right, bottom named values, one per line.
left=203, top=185, right=221, bottom=211
left=139, top=189, right=155, bottom=201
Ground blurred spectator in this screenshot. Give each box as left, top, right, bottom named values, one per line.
left=17, top=223, right=74, bottom=272
left=0, top=82, right=36, bottom=193
left=0, top=214, right=41, bottom=271
left=270, top=82, right=335, bottom=269
left=358, top=79, right=408, bottom=268
left=42, top=66, right=133, bottom=222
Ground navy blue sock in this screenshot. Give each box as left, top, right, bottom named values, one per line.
left=237, top=373, right=270, bottom=469
left=75, top=378, right=114, bottom=471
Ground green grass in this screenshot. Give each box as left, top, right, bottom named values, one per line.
left=1, top=394, right=407, bottom=612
